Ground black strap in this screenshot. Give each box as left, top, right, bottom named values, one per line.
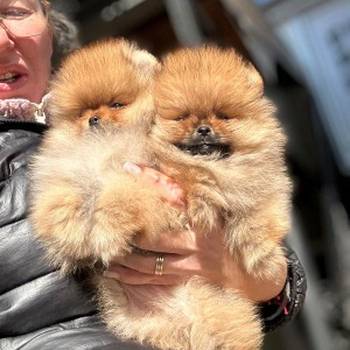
left=259, top=247, right=307, bottom=332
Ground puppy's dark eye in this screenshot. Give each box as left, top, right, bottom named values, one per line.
left=174, top=113, right=189, bottom=121
left=89, top=115, right=100, bottom=127
left=216, top=112, right=230, bottom=120
left=110, top=102, right=125, bottom=109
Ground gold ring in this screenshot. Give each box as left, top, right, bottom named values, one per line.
left=154, top=255, right=165, bottom=276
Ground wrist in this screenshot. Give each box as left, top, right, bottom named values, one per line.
left=259, top=248, right=307, bottom=332
left=251, top=262, right=288, bottom=303
left=227, top=259, right=288, bottom=303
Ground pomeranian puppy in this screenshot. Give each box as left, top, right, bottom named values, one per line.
left=30, top=38, right=168, bottom=272
left=151, top=47, right=291, bottom=279
left=30, top=40, right=291, bottom=350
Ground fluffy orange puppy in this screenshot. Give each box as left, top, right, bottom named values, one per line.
left=30, top=38, right=167, bottom=272
left=151, top=47, right=291, bottom=278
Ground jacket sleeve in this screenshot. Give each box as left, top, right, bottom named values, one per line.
left=1, top=316, right=147, bottom=350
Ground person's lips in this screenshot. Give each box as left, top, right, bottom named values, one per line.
left=0, top=70, right=28, bottom=93
left=0, top=72, right=20, bottom=83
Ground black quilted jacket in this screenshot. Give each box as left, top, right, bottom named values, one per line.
left=0, top=119, right=146, bottom=350
left=0, top=118, right=306, bottom=349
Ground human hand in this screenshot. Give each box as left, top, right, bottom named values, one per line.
left=104, top=162, right=287, bottom=302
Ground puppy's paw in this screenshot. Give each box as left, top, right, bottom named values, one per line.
left=188, top=278, right=263, bottom=350
left=166, top=207, right=188, bottom=232
left=187, top=197, right=219, bottom=232
left=30, top=182, right=95, bottom=268
left=186, top=183, right=228, bottom=232
left=92, top=177, right=150, bottom=261
left=241, top=243, right=286, bottom=280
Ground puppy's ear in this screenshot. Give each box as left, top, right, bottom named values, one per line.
left=247, top=63, right=264, bottom=96
left=130, top=49, right=161, bottom=81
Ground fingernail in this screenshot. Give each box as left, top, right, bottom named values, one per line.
left=147, top=171, right=160, bottom=183
left=103, top=271, right=120, bottom=279
left=170, top=188, right=185, bottom=204
left=123, top=162, right=141, bottom=175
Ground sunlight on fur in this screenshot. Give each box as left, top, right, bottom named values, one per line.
left=30, top=39, right=291, bottom=350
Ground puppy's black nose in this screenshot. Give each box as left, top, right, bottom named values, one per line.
left=196, top=125, right=212, bottom=136
left=89, top=115, right=100, bottom=127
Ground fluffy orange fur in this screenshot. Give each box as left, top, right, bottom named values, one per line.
left=30, top=40, right=291, bottom=350
left=151, top=47, right=291, bottom=277
left=30, top=39, right=168, bottom=272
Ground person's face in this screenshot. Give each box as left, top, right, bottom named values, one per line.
left=0, top=0, right=52, bottom=102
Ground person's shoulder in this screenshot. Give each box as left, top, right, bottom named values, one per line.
left=0, top=119, right=45, bottom=182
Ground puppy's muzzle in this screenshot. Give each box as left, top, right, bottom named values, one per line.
left=175, top=124, right=232, bottom=158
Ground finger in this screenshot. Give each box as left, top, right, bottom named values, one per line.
left=111, top=254, right=175, bottom=275
left=103, top=265, right=183, bottom=285
left=139, top=166, right=185, bottom=207
left=133, top=228, right=198, bottom=254
left=110, top=252, right=202, bottom=276
left=123, top=162, right=185, bottom=207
